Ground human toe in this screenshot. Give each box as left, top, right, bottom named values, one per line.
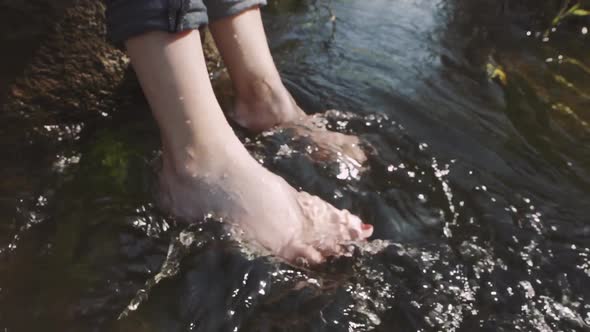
left=338, top=209, right=373, bottom=240
left=281, top=242, right=325, bottom=266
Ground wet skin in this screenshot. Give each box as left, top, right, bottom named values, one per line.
left=126, top=8, right=372, bottom=264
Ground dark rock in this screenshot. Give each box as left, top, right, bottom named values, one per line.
left=2, top=0, right=127, bottom=119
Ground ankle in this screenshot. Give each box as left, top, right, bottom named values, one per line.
left=234, top=77, right=304, bottom=128
left=160, top=137, right=250, bottom=182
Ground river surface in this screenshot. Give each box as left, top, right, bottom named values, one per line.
left=1, top=0, right=589, bottom=331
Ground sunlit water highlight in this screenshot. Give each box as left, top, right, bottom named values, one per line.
left=1, top=0, right=589, bottom=331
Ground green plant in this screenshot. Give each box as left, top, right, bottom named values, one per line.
left=551, top=0, right=589, bottom=27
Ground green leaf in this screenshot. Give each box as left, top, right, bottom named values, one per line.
left=564, top=2, right=580, bottom=16
left=572, top=9, right=590, bottom=16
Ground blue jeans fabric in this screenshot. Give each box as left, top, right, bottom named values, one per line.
left=105, top=0, right=267, bottom=45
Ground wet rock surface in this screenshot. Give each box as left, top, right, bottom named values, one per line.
left=1, top=0, right=589, bottom=331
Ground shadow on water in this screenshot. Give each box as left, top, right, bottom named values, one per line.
left=1, top=0, right=589, bottom=331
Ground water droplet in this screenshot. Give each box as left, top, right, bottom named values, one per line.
left=276, top=144, right=293, bottom=158
left=179, top=231, right=195, bottom=247
left=443, top=225, right=453, bottom=238
left=519, top=281, right=535, bottom=299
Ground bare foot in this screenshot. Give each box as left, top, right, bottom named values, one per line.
left=232, top=79, right=366, bottom=166
left=286, top=113, right=367, bottom=166
left=158, top=142, right=373, bottom=265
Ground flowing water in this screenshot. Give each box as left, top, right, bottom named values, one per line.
left=1, top=0, right=589, bottom=331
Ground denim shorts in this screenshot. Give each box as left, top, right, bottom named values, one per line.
left=105, top=0, right=267, bottom=45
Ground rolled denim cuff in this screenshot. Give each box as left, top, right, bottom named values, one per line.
left=204, top=0, right=267, bottom=21
left=105, top=0, right=208, bottom=46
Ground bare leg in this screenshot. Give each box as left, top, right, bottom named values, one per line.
left=209, top=7, right=366, bottom=163
left=209, top=6, right=301, bottom=131
left=125, top=30, right=372, bottom=264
